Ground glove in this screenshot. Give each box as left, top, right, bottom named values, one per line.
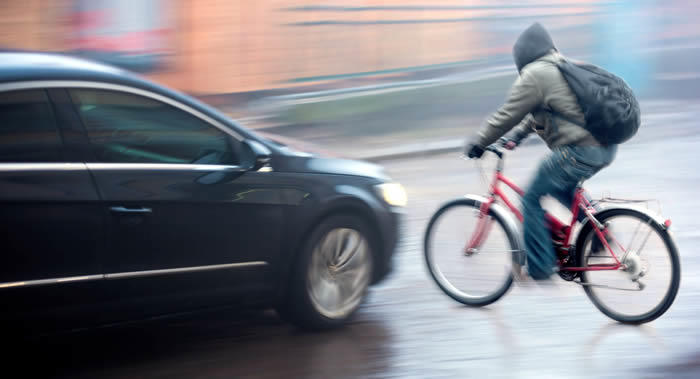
left=464, top=143, right=485, bottom=159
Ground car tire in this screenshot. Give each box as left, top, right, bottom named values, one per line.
left=280, top=214, right=375, bottom=330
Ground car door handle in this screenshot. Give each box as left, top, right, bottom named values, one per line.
left=109, top=206, right=152, bottom=214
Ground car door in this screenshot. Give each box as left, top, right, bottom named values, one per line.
left=67, top=87, right=291, bottom=306
left=0, top=88, right=105, bottom=317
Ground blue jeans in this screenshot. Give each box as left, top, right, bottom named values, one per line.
left=522, top=145, right=617, bottom=280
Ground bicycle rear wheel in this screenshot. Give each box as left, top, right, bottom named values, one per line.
left=424, top=198, right=518, bottom=306
left=576, top=208, right=681, bottom=324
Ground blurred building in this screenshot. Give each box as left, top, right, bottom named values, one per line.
left=0, top=1, right=610, bottom=95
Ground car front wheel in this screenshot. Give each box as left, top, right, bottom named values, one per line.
left=281, top=214, right=374, bottom=330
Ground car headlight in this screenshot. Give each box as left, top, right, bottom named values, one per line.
left=375, top=182, right=407, bottom=207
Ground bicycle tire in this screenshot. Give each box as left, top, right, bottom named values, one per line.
left=575, top=208, right=681, bottom=324
left=424, top=197, right=519, bottom=306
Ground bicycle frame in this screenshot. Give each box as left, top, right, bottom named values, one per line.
left=466, top=151, right=624, bottom=272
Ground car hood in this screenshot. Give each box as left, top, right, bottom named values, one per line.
left=254, top=131, right=389, bottom=180
left=274, top=153, right=389, bottom=180
left=254, top=131, right=339, bottom=158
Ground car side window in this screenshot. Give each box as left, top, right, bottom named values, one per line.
left=69, top=89, right=238, bottom=165
left=0, top=89, right=63, bottom=162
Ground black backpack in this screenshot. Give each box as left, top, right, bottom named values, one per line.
left=555, top=59, right=640, bottom=145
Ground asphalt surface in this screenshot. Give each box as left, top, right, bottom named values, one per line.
left=12, top=104, right=700, bottom=379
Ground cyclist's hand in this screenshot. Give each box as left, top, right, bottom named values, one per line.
left=497, top=137, right=517, bottom=151
left=464, top=143, right=485, bottom=159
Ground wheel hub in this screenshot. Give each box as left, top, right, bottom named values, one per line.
left=307, top=227, right=372, bottom=319
left=622, top=252, right=645, bottom=281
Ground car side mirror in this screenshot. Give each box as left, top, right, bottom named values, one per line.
left=240, top=139, right=272, bottom=171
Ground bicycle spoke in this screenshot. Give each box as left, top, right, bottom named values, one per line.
left=625, top=220, right=643, bottom=253
left=632, top=227, right=654, bottom=258
left=626, top=218, right=653, bottom=255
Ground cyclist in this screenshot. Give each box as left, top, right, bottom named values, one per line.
left=464, top=23, right=617, bottom=281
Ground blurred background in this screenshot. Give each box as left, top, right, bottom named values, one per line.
left=2, top=0, right=698, bottom=158
left=6, top=1, right=700, bottom=378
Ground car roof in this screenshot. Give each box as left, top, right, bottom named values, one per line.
left=0, top=52, right=160, bottom=89
left=0, top=52, right=259, bottom=141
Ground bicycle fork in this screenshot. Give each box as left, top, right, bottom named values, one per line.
left=463, top=198, right=495, bottom=256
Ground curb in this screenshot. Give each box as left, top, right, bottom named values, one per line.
left=259, top=65, right=514, bottom=109
left=356, top=138, right=545, bottom=162
left=357, top=139, right=464, bottom=162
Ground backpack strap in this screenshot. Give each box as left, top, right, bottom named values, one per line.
left=551, top=58, right=588, bottom=129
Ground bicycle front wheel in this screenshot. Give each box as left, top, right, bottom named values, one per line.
left=576, top=208, right=681, bottom=324
left=424, top=198, right=518, bottom=306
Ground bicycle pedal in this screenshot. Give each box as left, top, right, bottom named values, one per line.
left=552, top=240, right=567, bottom=250
left=557, top=270, right=579, bottom=281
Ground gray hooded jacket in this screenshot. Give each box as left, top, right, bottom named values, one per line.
left=474, top=23, right=599, bottom=148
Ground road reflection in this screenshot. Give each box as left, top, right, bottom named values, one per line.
left=14, top=307, right=394, bottom=379
left=581, top=322, right=666, bottom=374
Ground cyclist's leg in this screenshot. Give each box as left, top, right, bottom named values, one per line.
left=548, top=182, right=588, bottom=223
left=550, top=145, right=618, bottom=221
left=522, top=149, right=576, bottom=280
left=564, top=145, right=618, bottom=251
left=522, top=145, right=616, bottom=279
left=549, top=184, right=577, bottom=218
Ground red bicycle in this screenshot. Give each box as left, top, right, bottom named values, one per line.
left=424, top=144, right=680, bottom=324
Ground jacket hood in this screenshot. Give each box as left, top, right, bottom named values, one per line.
left=513, top=22, right=557, bottom=72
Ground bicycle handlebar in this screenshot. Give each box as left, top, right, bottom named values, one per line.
left=461, top=140, right=507, bottom=161
left=485, top=145, right=504, bottom=159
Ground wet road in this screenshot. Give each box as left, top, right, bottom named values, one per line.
left=15, top=104, right=700, bottom=379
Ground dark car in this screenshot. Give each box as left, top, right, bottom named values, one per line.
left=0, top=53, right=403, bottom=331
